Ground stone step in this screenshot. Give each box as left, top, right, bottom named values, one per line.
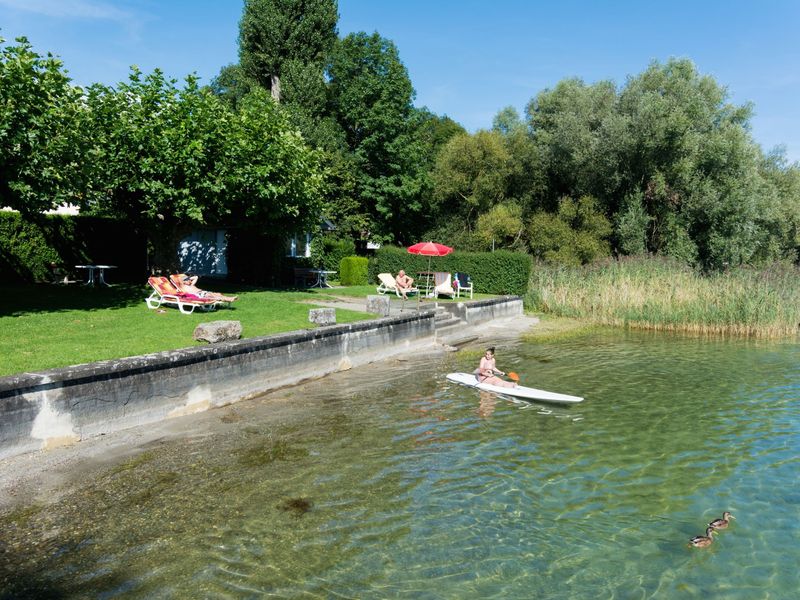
left=435, top=316, right=462, bottom=329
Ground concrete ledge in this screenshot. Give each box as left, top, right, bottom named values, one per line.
left=0, top=310, right=438, bottom=460
left=439, top=295, right=524, bottom=324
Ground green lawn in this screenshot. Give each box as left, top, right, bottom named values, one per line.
left=0, top=282, right=375, bottom=376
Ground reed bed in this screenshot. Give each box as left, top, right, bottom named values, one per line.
left=526, top=257, right=800, bottom=339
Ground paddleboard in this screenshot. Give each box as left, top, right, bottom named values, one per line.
left=446, top=372, right=583, bottom=404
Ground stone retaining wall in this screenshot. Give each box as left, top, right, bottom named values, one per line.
left=0, top=296, right=524, bottom=460
left=438, top=295, right=524, bottom=324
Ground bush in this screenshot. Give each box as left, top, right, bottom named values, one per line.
left=369, top=245, right=531, bottom=295
left=324, top=237, right=356, bottom=273
left=339, top=256, right=368, bottom=285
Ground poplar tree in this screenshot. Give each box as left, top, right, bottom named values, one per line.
left=238, top=0, right=338, bottom=102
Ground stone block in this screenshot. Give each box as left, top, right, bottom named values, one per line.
left=309, top=308, right=336, bottom=326
left=366, top=294, right=390, bottom=317
left=193, top=320, right=243, bottom=344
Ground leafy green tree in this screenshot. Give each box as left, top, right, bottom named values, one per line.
left=615, top=59, right=784, bottom=269
left=209, top=63, right=254, bottom=109
left=526, top=78, right=618, bottom=207
left=328, top=32, right=426, bottom=243
left=492, top=106, right=525, bottom=135
left=475, top=201, right=525, bottom=251
left=492, top=107, right=548, bottom=214
left=227, top=88, right=325, bottom=234
left=85, top=70, right=323, bottom=270
left=84, top=69, right=235, bottom=268
left=431, top=130, right=512, bottom=228
left=0, top=36, right=86, bottom=215
left=614, top=191, right=649, bottom=255
left=238, top=0, right=338, bottom=102
left=528, top=195, right=611, bottom=265
left=759, top=149, right=800, bottom=261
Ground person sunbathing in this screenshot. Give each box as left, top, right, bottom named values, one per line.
left=170, top=274, right=238, bottom=303
left=395, top=270, right=415, bottom=298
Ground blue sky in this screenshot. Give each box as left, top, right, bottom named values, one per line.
left=1, top=0, right=798, bottom=162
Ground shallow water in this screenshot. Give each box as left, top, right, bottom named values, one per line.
left=1, top=330, right=798, bottom=599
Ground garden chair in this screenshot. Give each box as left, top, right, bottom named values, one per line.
left=146, top=276, right=218, bottom=314
left=454, top=272, right=473, bottom=299
left=169, top=273, right=238, bottom=304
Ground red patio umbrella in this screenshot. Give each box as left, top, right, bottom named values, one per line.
left=407, top=241, right=454, bottom=304
left=407, top=241, right=453, bottom=257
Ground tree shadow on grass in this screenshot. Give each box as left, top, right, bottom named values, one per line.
left=0, top=283, right=146, bottom=318
left=0, top=281, right=289, bottom=318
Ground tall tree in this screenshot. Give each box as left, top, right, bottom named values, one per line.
left=84, top=69, right=235, bottom=268
left=0, top=36, right=86, bottom=215
left=615, top=59, right=780, bottom=269
left=431, top=130, right=512, bottom=228
left=328, top=32, right=425, bottom=243
left=526, top=78, right=618, bottom=208
left=85, top=69, right=324, bottom=270
left=238, top=0, right=338, bottom=102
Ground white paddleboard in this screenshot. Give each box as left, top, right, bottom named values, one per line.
left=446, top=372, right=584, bottom=404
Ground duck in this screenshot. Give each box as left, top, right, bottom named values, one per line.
left=708, top=511, right=735, bottom=530
left=689, top=527, right=716, bottom=548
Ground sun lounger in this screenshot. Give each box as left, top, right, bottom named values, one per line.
left=146, top=276, right=218, bottom=314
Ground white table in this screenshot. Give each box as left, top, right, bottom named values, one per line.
left=76, top=264, right=117, bottom=287
left=310, top=269, right=336, bottom=288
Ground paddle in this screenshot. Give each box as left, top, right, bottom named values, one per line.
left=506, top=372, right=520, bottom=382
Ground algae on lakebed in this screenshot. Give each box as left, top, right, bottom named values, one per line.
left=521, top=314, right=606, bottom=343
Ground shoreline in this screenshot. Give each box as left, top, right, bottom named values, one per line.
left=0, top=311, right=538, bottom=509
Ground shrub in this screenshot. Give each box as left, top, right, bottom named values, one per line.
left=339, top=256, right=368, bottom=285
left=370, top=245, right=531, bottom=295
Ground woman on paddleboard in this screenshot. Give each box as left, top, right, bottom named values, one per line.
left=476, top=347, right=517, bottom=388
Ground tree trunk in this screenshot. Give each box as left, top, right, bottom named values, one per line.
left=270, top=74, right=281, bottom=103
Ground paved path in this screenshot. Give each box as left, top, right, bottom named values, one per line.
left=306, top=293, right=438, bottom=316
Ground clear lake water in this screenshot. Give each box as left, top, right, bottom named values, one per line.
left=1, top=329, right=798, bottom=599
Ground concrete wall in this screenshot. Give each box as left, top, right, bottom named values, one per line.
left=0, top=312, right=436, bottom=460
left=439, top=296, right=524, bottom=324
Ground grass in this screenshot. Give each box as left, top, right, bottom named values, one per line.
left=0, top=282, right=375, bottom=377
left=526, top=257, right=800, bottom=339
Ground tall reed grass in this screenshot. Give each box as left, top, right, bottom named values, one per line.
left=526, top=256, right=800, bottom=338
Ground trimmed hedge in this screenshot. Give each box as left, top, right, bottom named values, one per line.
left=369, top=245, right=531, bottom=295
left=0, top=212, right=147, bottom=283
left=339, top=256, right=368, bottom=285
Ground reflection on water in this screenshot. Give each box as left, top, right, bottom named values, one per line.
left=477, top=391, right=497, bottom=418
left=1, top=331, right=799, bottom=598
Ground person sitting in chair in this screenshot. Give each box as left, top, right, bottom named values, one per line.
left=395, top=270, right=415, bottom=299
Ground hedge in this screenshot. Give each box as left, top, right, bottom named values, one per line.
left=0, top=212, right=147, bottom=283
left=339, top=256, right=369, bottom=285
left=368, top=245, right=532, bottom=295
